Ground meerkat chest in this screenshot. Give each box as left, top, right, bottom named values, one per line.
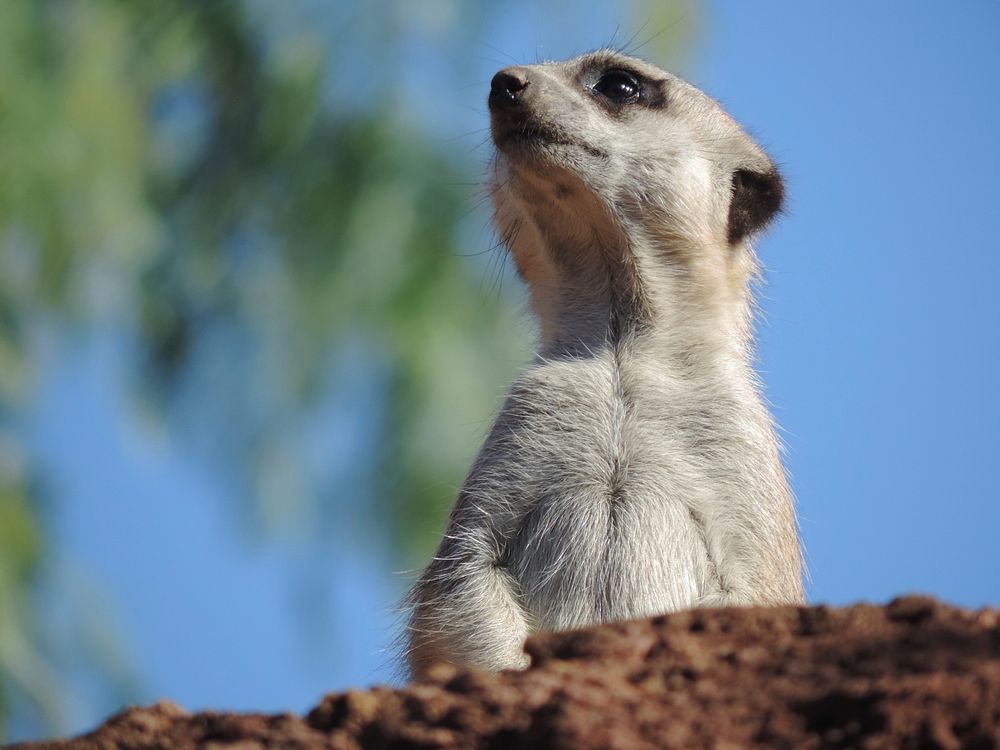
left=494, top=353, right=720, bottom=631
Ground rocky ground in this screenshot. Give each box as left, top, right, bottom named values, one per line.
left=10, top=596, right=1000, bottom=749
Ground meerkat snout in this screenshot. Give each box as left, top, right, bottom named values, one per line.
left=488, top=68, right=529, bottom=107
left=404, top=50, right=803, bottom=678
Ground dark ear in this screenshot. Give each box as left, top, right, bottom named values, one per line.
left=727, top=168, right=784, bottom=244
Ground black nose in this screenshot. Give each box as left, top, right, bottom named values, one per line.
left=489, top=69, right=529, bottom=108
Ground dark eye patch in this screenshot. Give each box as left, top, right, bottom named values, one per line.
left=583, top=60, right=669, bottom=111
left=593, top=69, right=641, bottom=104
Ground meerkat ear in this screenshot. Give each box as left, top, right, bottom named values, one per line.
left=727, top=168, right=784, bottom=244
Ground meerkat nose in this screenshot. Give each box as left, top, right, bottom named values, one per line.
left=489, top=69, right=529, bottom=108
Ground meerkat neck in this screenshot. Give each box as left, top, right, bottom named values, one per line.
left=532, top=234, right=756, bottom=376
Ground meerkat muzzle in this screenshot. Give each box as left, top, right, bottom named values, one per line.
left=489, top=68, right=529, bottom=108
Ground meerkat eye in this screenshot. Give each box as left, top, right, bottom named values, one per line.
left=594, top=69, right=641, bottom=104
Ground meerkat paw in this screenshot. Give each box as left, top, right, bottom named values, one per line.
left=508, top=650, right=530, bottom=671
left=486, top=641, right=530, bottom=672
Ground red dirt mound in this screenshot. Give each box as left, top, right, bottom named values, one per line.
left=11, top=596, right=999, bottom=749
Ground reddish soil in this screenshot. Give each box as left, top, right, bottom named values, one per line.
left=10, top=596, right=1000, bottom=749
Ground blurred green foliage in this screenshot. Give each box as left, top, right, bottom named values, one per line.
left=0, top=0, right=528, bottom=736
left=0, top=0, right=693, bottom=739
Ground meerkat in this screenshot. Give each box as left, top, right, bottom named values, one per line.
left=405, top=50, right=804, bottom=676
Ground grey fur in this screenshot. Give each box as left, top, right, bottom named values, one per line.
left=405, top=51, right=804, bottom=677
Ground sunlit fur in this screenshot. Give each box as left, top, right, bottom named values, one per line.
left=405, top=50, right=804, bottom=677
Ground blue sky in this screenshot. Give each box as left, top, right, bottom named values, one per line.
left=16, top=1, right=999, bottom=743
left=693, top=2, right=1000, bottom=607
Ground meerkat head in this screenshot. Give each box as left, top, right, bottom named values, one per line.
left=487, top=50, right=783, bottom=341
